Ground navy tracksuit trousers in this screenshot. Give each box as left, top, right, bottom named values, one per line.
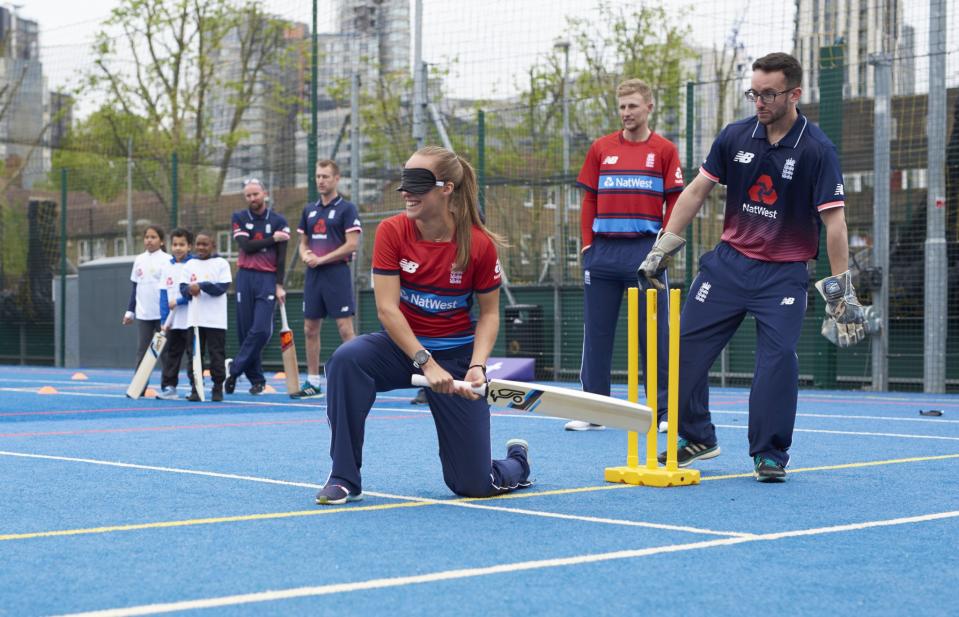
left=581, top=236, right=670, bottom=419
left=233, top=268, right=276, bottom=386
left=678, top=242, right=808, bottom=466
left=324, top=331, right=531, bottom=497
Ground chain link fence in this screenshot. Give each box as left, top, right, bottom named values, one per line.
left=2, top=0, right=956, bottom=390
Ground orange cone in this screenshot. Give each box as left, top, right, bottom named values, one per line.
left=274, top=372, right=286, bottom=380
left=71, top=372, right=88, bottom=380
left=144, top=387, right=158, bottom=398
left=37, top=386, right=58, bottom=394
left=263, top=384, right=278, bottom=393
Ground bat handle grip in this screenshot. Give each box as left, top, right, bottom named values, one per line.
left=411, top=374, right=487, bottom=396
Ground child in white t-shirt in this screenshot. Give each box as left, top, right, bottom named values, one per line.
left=156, top=228, right=195, bottom=400
left=182, top=232, right=233, bottom=402
left=122, top=225, right=170, bottom=394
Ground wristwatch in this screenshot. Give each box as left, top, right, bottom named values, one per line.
left=412, top=349, right=432, bottom=369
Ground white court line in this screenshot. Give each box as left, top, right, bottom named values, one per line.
left=713, top=409, right=959, bottom=425
left=3, top=389, right=956, bottom=444
left=4, top=386, right=958, bottom=428
left=715, top=424, right=959, bottom=442
left=0, top=450, right=742, bottom=538
left=54, top=510, right=959, bottom=617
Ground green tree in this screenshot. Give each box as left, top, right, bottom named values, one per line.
left=47, top=108, right=168, bottom=202
left=87, top=0, right=298, bottom=220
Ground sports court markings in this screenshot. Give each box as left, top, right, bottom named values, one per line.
left=4, top=385, right=958, bottom=436
left=53, top=509, right=959, bottom=617
left=0, top=450, right=748, bottom=540
left=3, top=450, right=958, bottom=543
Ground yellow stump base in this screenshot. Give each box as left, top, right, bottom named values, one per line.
left=605, top=465, right=701, bottom=487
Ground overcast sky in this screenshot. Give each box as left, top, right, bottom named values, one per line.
left=23, top=0, right=957, bottom=118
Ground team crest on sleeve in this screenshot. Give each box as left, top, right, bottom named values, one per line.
left=450, top=265, right=463, bottom=285
left=674, top=167, right=683, bottom=182
left=494, top=259, right=502, bottom=278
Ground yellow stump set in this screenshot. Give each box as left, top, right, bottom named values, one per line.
left=604, top=287, right=700, bottom=487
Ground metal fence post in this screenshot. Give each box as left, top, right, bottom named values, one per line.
left=925, top=0, right=947, bottom=393
left=814, top=45, right=844, bottom=389
left=170, top=152, right=179, bottom=230
left=59, top=167, right=67, bottom=367
left=870, top=53, right=892, bottom=391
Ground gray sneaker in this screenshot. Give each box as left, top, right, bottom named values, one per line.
left=658, top=439, right=721, bottom=467
left=315, top=483, right=363, bottom=505
left=156, top=386, right=179, bottom=400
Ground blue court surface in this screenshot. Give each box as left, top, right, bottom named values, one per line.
left=2, top=366, right=958, bottom=616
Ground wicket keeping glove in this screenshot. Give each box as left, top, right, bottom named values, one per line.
left=638, top=231, right=686, bottom=290
left=814, top=270, right=866, bottom=348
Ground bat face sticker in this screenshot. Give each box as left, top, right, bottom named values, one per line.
left=489, top=387, right=544, bottom=412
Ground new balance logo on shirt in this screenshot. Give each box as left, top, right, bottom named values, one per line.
left=602, top=156, right=619, bottom=165
left=780, top=297, right=795, bottom=305
left=733, top=151, right=755, bottom=164
left=399, top=259, right=419, bottom=273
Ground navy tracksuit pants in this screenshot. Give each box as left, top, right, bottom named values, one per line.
left=324, top=331, right=531, bottom=497
left=233, top=268, right=276, bottom=386
left=581, top=236, right=669, bottom=419
left=678, top=242, right=808, bottom=466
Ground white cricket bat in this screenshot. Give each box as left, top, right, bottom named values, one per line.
left=279, top=302, right=301, bottom=394
left=411, top=376, right=652, bottom=433
left=191, top=324, right=205, bottom=401
left=126, top=311, right=175, bottom=399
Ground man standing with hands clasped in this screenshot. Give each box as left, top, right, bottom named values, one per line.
left=639, top=52, right=865, bottom=482
left=226, top=178, right=291, bottom=396
left=570, top=78, right=684, bottom=432
left=290, top=160, right=362, bottom=399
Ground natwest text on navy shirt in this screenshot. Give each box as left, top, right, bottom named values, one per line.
left=231, top=208, right=290, bottom=272
left=700, top=111, right=845, bottom=262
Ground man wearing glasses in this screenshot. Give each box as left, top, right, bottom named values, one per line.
left=226, top=178, right=291, bottom=396
left=639, top=52, right=865, bottom=482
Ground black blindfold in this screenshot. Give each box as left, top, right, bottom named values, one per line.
left=397, top=168, right=445, bottom=194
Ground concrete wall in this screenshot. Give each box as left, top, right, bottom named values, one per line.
left=78, top=256, right=139, bottom=368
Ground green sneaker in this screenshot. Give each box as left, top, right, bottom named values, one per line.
left=753, top=456, right=787, bottom=482
left=290, top=382, right=323, bottom=399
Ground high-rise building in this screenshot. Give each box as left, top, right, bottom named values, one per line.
left=0, top=5, right=44, bottom=188
left=312, top=0, right=411, bottom=200
left=206, top=18, right=309, bottom=193
left=794, top=0, right=915, bottom=101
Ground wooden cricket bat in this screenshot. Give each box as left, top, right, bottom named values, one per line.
left=411, top=376, right=652, bottom=433
left=191, top=324, right=205, bottom=401
left=126, top=311, right=175, bottom=399
left=279, top=301, right=301, bottom=394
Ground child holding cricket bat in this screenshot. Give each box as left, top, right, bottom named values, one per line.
left=156, top=228, right=196, bottom=400
left=122, top=225, right=170, bottom=394
left=182, top=232, right=232, bottom=402
left=316, top=146, right=531, bottom=505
